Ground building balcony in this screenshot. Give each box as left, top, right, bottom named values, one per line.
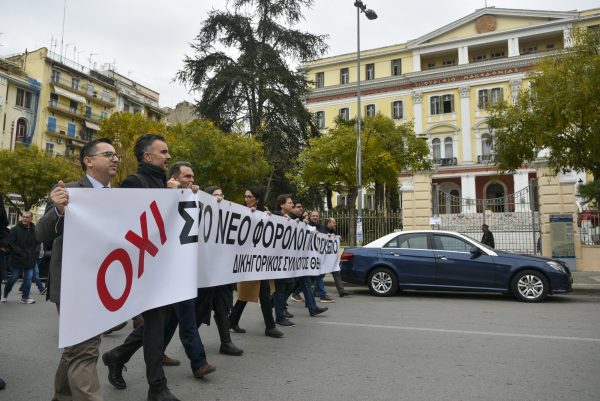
left=45, top=123, right=90, bottom=146
left=50, top=77, right=116, bottom=107
left=432, top=157, right=458, bottom=167
left=477, top=154, right=495, bottom=163
left=47, top=101, right=106, bottom=123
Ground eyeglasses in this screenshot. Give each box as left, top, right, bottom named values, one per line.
left=244, top=194, right=255, bottom=199
left=88, top=151, right=120, bottom=160
left=213, top=193, right=225, bottom=198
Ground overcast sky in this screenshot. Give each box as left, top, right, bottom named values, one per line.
left=1, top=0, right=598, bottom=107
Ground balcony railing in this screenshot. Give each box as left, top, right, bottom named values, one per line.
left=50, top=76, right=116, bottom=104
left=48, top=101, right=106, bottom=123
left=477, top=154, right=495, bottom=163
left=432, top=157, right=458, bottom=166
left=46, top=49, right=115, bottom=87
left=46, top=123, right=92, bottom=143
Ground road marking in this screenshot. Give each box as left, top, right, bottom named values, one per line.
left=321, top=321, right=600, bottom=343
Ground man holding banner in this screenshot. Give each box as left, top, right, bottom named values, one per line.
left=106, top=134, right=181, bottom=401
left=36, top=138, right=119, bottom=401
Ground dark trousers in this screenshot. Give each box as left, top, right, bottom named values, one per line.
left=297, top=276, right=318, bottom=313
left=230, top=280, right=275, bottom=330
left=196, top=285, right=235, bottom=345
left=273, top=278, right=295, bottom=321
left=169, top=299, right=207, bottom=372
left=109, top=305, right=171, bottom=390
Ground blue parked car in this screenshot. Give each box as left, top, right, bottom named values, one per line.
left=340, top=230, right=572, bottom=302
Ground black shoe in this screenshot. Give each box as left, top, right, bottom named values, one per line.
left=265, top=327, right=284, bottom=338
left=219, top=341, right=243, bottom=356
left=276, top=318, right=296, bottom=327
left=310, top=306, right=328, bottom=317
left=0, top=377, right=5, bottom=390
left=102, top=351, right=126, bottom=390
left=283, top=310, right=294, bottom=318
left=230, top=324, right=246, bottom=333
left=339, top=290, right=353, bottom=297
left=147, top=387, right=180, bottom=401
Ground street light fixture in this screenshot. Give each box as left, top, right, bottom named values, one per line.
left=354, top=0, right=377, bottom=246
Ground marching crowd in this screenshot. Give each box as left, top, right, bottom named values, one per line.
left=0, top=133, right=349, bottom=401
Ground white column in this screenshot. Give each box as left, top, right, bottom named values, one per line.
left=514, top=170, right=530, bottom=212
left=412, top=91, right=423, bottom=135
left=412, top=53, right=421, bottom=72
left=508, top=37, right=520, bottom=57
left=459, top=86, right=472, bottom=163
left=461, top=175, right=476, bottom=213
left=510, top=79, right=522, bottom=105
left=563, top=27, right=573, bottom=48
left=458, top=46, right=469, bottom=65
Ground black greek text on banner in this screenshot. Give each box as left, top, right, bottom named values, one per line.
left=59, top=189, right=340, bottom=347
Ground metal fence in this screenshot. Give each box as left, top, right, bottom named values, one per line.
left=433, top=183, right=541, bottom=254
left=578, top=210, right=600, bottom=246
left=319, top=210, right=403, bottom=247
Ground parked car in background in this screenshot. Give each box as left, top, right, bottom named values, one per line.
left=340, top=230, right=572, bottom=302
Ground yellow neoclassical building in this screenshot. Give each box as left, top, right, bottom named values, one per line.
left=304, top=7, right=599, bottom=209
left=303, top=7, right=600, bottom=261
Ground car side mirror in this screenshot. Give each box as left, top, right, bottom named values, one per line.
left=470, top=246, right=482, bottom=256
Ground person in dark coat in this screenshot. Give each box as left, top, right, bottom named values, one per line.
left=100, top=133, right=183, bottom=401
left=481, top=224, right=495, bottom=249
left=1, top=210, right=40, bottom=304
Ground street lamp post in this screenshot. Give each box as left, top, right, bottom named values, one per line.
left=354, top=1, right=377, bottom=246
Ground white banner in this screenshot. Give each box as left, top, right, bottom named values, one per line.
left=60, top=189, right=340, bottom=348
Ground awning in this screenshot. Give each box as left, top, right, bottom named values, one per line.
left=53, top=86, right=87, bottom=104
left=84, top=121, right=101, bottom=131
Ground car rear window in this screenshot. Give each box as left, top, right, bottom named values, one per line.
left=385, top=233, right=429, bottom=249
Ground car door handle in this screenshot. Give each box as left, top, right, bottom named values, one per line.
left=387, top=252, right=400, bottom=256
left=439, top=256, right=448, bottom=261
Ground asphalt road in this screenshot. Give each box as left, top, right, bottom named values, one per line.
left=1, top=286, right=599, bottom=401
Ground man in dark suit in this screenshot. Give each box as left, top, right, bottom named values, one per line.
left=102, top=133, right=181, bottom=401
left=36, top=138, right=119, bottom=401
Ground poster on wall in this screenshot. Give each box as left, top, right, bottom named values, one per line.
left=549, top=214, right=576, bottom=271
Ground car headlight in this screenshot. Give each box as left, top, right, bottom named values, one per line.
left=547, top=261, right=566, bottom=274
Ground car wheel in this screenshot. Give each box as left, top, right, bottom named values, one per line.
left=367, top=267, right=398, bottom=297
left=511, top=270, right=549, bottom=302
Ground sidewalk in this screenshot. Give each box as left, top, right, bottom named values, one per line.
left=324, top=271, right=600, bottom=293
left=571, top=271, right=600, bottom=292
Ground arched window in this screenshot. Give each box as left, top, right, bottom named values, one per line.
left=444, top=137, right=453, bottom=158
left=15, top=118, right=27, bottom=143
left=450, top=189, right=461, bottom=214
left=432, top=138, right=441, bottom=160
left=485, top=182, right=505, bottom=212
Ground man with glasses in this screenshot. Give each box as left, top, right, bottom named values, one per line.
left=36, top=138, right=119, bottom=401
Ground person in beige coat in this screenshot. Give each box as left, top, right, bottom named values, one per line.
left=228, top=187, right=283, bottom=338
